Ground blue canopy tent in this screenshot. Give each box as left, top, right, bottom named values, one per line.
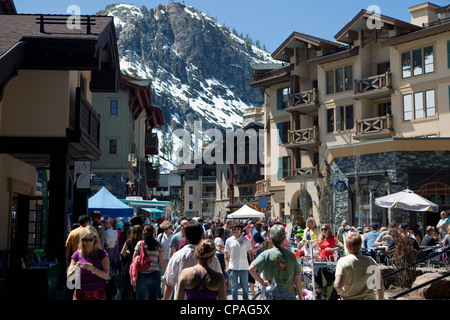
left=88, top=187, right=134, bottom=217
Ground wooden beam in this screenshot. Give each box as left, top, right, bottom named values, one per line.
left=282, top=47, right=294, bottom=57
left=380, top=22, right=394, bottom=30
left=360, top=29, right=365, bottom=48
left=345, top=29, right=359, bottom=41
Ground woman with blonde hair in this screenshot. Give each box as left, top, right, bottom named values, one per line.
left=302, top=218, right=320, bottom=258
left=175, top=239, right=227, bottom=300
left=67, top=226, right=110, bottom=300
left=314, top=223, right=344, bottom=262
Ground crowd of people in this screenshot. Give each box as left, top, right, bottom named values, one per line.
left=63, top=209, right=450, bottom=301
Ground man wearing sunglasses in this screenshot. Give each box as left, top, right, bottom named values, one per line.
left=225, top=223, right=254, bottom=300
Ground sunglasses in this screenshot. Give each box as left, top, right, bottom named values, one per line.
left=321, top=228, right=328, bottom=231
left=232, top=228, right=242, bottom=231
left=82, top=238, right=95, bottom=242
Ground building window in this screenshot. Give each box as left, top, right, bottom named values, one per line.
left=189, top=186, right=193, bottom=194
left=110, top=100, right=118, bottom=115
left=109, top=139, right=117, bottom=154
left=402, top=45, right=434, bottom=78
left=277, top=87, right=290, bottom=110
left=336, top=105, right=354, bottom=131
left=278, top=156, right=291, bottom=179
left=188, top=201, right=193, bottom=210
left=327, top=108, right=334, bottom=133
left=327, top=105, right=353, bottom=132
left=326, top=65, right=353, bottom=95
left=277, top=122, right=290, bottom=144
left=447, top=40, right=450, bottom=69
left=403, top=89, right=435, bottom=121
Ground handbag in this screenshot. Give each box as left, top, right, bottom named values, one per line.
left=129, top=240, right=151, bottom=289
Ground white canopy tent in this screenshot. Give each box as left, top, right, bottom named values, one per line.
left=226, top=205, right=265, bottom=219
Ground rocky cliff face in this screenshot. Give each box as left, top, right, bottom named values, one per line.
left=99, top=2, right=275, bottom=129
left=98, top=2, right=277, bottom=168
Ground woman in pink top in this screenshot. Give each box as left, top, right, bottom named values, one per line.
left=68, top=226, right=110, bottom=300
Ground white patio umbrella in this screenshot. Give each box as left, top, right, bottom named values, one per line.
left=374, top=189, right=438, bottom=212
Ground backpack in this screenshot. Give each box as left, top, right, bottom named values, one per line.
left=129, top=240, right=151, bottom=289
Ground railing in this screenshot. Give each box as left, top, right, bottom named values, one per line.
left=354, top=72, right=392, bottom=94
left=234, top=195, right=255, bottom=204
left=289, top=88, right=319, bottom=107
left=355, top=114, right=393, bottom=137
left=201, top=192, right=216, bottom=198
left=256, top=179, right=270, bottom=194
left=145, top=162, right=159, bottom=181
left=291, top=165, right=319, bottom=177
left=289, top=127, right=319, bottom=145
left=36, top=15, right=96, bottom=34
left=383, top=246, right=450, bottom=300
left=233, top=174, right=259, bottom=184
left=75, top=87, right=100, bottom=147
left=201, top=176, right=216, bottom=182
left=145, top=132, right=158, bottom=155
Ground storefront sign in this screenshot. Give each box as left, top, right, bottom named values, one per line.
left=334, top=180, right=347, bottom=192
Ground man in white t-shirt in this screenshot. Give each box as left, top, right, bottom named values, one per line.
left=335, top=232, right=384, bottom=300
left=225, top=222, right=254, bottom=300
left=163, top=220, right=221, bottom=300
left=436, top=211, right=450, bottom=241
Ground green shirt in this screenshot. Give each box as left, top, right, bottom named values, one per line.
left=251, top=247, right=301, bottom=288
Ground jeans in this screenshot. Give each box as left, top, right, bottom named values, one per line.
left=136, top=270, right=161, bottom=300
left=230, top=269, right=249, bottom=300
left=264, top=287, right=296, bottom=300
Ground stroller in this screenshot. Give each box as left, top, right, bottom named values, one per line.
left=301, top=261, right=339, bottom=300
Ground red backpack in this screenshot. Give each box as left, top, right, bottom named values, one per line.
left=129, top=240, right=151, bottom=289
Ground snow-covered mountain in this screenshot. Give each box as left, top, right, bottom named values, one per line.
left=98, top=2, right=278, bottom=172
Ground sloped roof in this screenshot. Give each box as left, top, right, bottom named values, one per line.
left=334, top=9, right=421, bottom=45
left=272, top=32, right=342, bottom=62
left=0, top=14, right=120, bottom=95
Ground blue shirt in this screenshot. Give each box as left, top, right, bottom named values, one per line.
left=363, top=230, right=380, bottom=249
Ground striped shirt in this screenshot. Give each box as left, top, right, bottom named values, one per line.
left=134, top=241, right=163, bottom=274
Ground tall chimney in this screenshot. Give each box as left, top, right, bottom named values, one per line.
left=408, top=2, right=440, bottom=26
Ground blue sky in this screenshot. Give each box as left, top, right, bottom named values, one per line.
left=14, top=0, right=427, bottom=53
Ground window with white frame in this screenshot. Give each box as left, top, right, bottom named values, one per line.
left=401, top=45, right=434, bottom=78
left=403, top=89, right=436, bottom=121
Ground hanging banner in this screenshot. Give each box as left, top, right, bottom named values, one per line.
left=40, top=169, right=49, bottom=252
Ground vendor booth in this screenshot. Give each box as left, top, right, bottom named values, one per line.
left=121, top=196, right=172, bottom=221
left=88, top=187, right=134, bottom=217
left=226, top=205, right=265, bottom=219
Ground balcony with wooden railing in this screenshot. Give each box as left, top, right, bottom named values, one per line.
left=255, top=179, right=271, bottom=195
left=285, top=165, right=320, bottom=181
left=352, top=72, right=393, bottom=100
left=287, top=88, right=319, bottom=113
left=233, top=173, right=260, bottom=185
left=145, top=132, right=159, bottom=155
left=354, top=114, right=394, bottom=140
left=145, top=161, right=159, bottom=188
left=285, top=127, right=319, bottom=149
left=67, top=87, right=101, bottom=160
left=292, top=165, right=319, bottom=177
